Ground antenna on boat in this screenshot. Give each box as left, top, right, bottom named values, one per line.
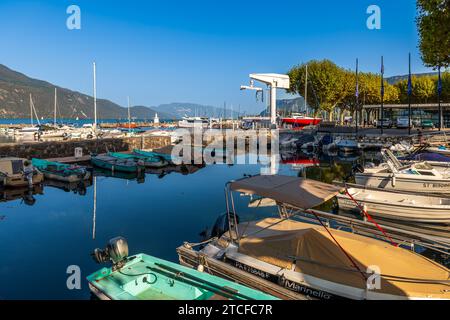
left=93, top=62, right=98, bottom=129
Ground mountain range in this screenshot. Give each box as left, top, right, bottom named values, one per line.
left=0, top=64, right=237, bottom=120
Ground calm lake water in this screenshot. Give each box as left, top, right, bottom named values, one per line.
left=0, top=151, right=448, bottom=299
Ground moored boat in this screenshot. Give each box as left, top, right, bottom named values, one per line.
left=0, top=157, right=44, bottom=187
left=281, top=113, right=322, bottom=129
left=178, top=175, right=450, bottom=300
left=31, top=158, right=91, bottom=183
left=337, top=187, right=450, bottom=223
left=91, top=154, right=145, bottom=173
left=88, top=237, right=278, bottom=300
left=133, top=149, right=176, bottom=164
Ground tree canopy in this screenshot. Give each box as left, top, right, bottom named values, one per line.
left=287, top=59, right=448, bottom=116
left=417, top=0, right=450, bottom=68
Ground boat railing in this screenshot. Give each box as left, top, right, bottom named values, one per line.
left=281, top=205, right=450, bottom=256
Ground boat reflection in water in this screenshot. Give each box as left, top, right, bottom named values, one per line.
left=0, top=183, right=43, bottom=206
left=43, top=178, right=92, bottom=196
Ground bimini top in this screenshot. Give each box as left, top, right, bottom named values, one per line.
left=230, top=175, right=343, bottom=210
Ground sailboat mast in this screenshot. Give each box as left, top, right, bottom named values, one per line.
left=304, top=64, right=308, bottom=116
left=30, top=94, right=33, bottom=126
left=93, top=62, right=97, bottom=128
left=54, top=88, right=57, bottom=126
left=127, top=96, right=131, bottom=129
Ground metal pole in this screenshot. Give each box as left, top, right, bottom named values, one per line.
left=438, top=66, right=442, bottom=131
left=381, top=57, right=384, bottom=133
left=408, top=53, right=412, bottom=136
left=54, top=88, right=57, bottom=126
left=93, top=62, right=97, bottom=129
left=355, top=58, right=359, bottom=135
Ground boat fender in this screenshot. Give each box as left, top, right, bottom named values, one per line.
left=391, top=174, right=396, bottom=187
left=197, top=264, right=204, bottom=272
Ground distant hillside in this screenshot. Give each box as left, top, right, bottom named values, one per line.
left=386, top=72, right=438, bottom=85
left=0, top=64, right=174, bottom=120
left=154, top=102, right=240, bottom=119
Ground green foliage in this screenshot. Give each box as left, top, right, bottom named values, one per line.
left=417, top=0, right=450, bottom=68
left=288, top=60, right=399, bottom=116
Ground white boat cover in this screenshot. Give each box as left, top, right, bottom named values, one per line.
left=230, top=175, right=342, bottom=209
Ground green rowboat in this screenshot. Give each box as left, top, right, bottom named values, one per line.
left=108, top=152, right=168, bottom=168
left=91, top=154, right=145, bottom=173
left=31, top=158, right=91, bottom=183
left=87, top=253, right=278, bottom=300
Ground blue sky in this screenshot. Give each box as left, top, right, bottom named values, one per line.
left=0, top=0, right=430, bottom=113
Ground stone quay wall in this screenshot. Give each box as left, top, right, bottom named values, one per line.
left=0, top=136, right=172, bottom=159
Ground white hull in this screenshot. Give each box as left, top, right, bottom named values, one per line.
left=355, top=173, right=450, bottom=194
left=337, top=188, right=450, bottom=223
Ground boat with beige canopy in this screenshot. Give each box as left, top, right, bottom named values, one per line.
left=178, top=175, right=450, bottom=300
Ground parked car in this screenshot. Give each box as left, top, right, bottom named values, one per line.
left=421, top=119, right=435, bottom=129
left=376, top=118, right=392, bottom=128
left=396, top=117, right=413, bottom=129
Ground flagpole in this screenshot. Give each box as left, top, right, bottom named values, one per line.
left=380, top=56, right=384, bottom=135
left=438, top=66, right=442, bottom=131
left=355, top=58, right=359, bottom=135
left=408, top=53, right=412, bottom=136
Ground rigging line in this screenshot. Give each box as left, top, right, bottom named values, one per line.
left=309, top=209, right=368, bottom=283
left=344, top=186, right=398, bottom=247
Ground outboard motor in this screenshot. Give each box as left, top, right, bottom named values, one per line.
left=210, top=212, right=240, bottom=239
left=352, top=163, right=365, bottom=174
left=92, top=237, right=129, bottom=271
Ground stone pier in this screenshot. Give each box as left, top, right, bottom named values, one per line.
left=0, top=136, right=172, bottom=159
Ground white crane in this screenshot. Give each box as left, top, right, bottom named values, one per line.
left=240, top=73, right=290, bottom=127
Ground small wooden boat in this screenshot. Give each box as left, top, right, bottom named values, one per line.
left=32, top=158, right=91, bottom=183
left=108, top=152, right=168, bottom=168
left=88, top=238, right=277, bottom=300
left=0, top=157, right=43, bottom=187
left=91, top=154, right=145, bottom=173
left=337, top=187, right=450, bottom=223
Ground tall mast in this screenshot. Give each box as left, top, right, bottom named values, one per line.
left=30, top=94, right=33, bottom=126
left=305, top=64, right=308, bottom=115
left=93, top=62, right=97, bottom=128
left=54, top=88, right=57, bottom=126
left=127, top=96, right=131, bottom=129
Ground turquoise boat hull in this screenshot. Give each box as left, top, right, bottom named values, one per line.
left=87, top=253, right=278, bottom=300
left=133, top=149, right=175, bottom=164
left=31, top=158, right=90, bottom=183
left=108, top=152, right=168, bottom=168
left=91, top=155, right=145, bottom=173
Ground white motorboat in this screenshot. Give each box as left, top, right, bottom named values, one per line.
left=355, top=149, right=450, bottom=194
left=337, top=187, right=450, bottom=223
left=178, top=116, right=210, bottom=129
left=427, top=146, right=450, bottom=156
left=335, top=138, right=359, bottom=153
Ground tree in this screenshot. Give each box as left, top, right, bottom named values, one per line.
left=417, top=0, right=450, bottom=68
left=288, top=60, right=352, bottom=120
left=396, top=76, right=436, bottom=103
